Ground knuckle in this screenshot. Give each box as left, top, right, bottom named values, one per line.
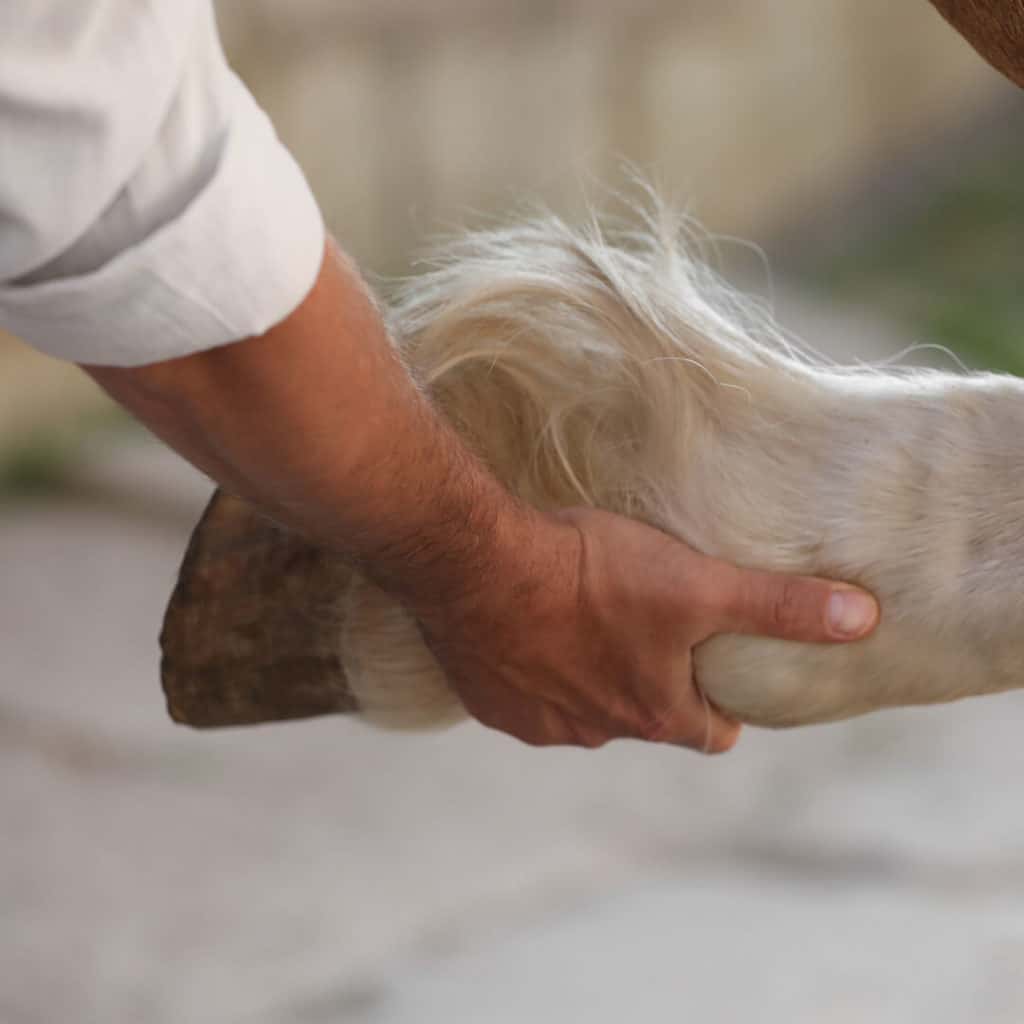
left=503, top=708, right=611, bottom=749
left=565, top=718, right=611, bottom=749
left=769, top=579, right=806, bottom=633
left=637, top=709, right=678, bottom=744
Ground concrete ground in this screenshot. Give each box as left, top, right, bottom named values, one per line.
left=2, top=296, right=1023, bottom=1023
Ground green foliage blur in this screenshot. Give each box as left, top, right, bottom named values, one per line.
left=816, top=138, right=1024, bottom=374
left=0, top=409, right=130, bottom=498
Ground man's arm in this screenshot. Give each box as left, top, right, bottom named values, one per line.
left=86, top=238, right=878, bottom=751
left=87, top=241, right=521, bottom=612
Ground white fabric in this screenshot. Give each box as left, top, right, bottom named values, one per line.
left=0, top=0, right=325, bottom=366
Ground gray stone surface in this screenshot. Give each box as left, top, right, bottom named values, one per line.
left=354, top=873, right=1024, bottom=1024
left=4, top=334, right=1024, bottom=1022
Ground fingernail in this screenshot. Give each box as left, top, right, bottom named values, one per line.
left=827, top=590, right=876, bottom=637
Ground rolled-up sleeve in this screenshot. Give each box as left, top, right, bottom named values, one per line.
left=0, top=0, right=325, bottom=367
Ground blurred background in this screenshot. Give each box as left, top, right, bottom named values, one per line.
left=3, top=1, right=1024, bottom=1021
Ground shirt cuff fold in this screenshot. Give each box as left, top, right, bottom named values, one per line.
left=0, top=78, right=325, bottom=367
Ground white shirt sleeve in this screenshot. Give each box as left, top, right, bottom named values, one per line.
left=0, top=1, right=325, bottom=367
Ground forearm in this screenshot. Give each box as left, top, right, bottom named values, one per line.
left=84, top=239, right=536, bottom=612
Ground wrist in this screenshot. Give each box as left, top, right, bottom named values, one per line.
left=405, top=495, right=578, bottom=641
left=387, top=474, right=525, bottom=620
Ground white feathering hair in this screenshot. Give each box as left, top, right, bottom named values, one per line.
left=341, top=199, right=1024, bottom=730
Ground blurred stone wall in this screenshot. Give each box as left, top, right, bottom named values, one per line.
left=217, top=0, right=1005, bottom=272
left=0, top=343, right=113, bottom=444
left=0, top=0, right=1009, bottom=446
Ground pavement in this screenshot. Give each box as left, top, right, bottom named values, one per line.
left=3, top=295, right=1024, bottom=1023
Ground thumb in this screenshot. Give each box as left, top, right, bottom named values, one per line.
left=710, top=563, right=879, bottom=644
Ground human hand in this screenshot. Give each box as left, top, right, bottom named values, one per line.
left=411, top=506, right=880, bottom=752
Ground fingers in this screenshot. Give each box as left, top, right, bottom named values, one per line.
left=461, top=676, right=613, bottom=749
left=708, top=562, right=879, bottom=644
left=636, top=677, right=743, bottom=754
left=541, top=675, right=741, bottom=755
left=466, top=677, right=737, bottom=755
